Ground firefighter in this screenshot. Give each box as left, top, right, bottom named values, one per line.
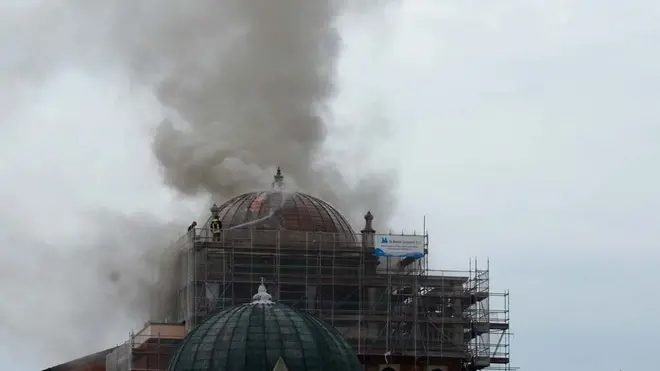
left=210, top=217, right=222, bottom=241
left=187, top=221, right=197, bottom=240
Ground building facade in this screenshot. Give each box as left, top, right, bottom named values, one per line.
left=46, top=169, right=512, bottom=371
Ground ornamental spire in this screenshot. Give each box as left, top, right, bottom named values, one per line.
left=272, top=167, right=284, bottom=190
left=252, top=277, right=273, bottom=304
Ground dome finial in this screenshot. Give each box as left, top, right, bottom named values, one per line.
left=210, top=203, right=220, bottom=216
left=361, top=210, right=375, bottom=233
left=272, top=166, right=284, bottom=190
left=252, top=277, right=273, bottom=304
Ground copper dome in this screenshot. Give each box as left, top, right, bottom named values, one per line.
left=215, top=191, right=354, bottom=234
left=212, top=168, right=355, bottom=236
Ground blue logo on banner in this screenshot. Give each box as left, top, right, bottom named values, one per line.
left=381, top=237, right=389, bottom=244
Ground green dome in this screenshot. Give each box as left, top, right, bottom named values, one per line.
left=166, top=281, right=362, bottom=371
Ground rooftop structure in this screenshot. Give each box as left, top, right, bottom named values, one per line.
left=165, top=279, right=362, bottom=371
left=207, top=167, right=355, bottom=237
left=49, top=168, right=512, bottom=371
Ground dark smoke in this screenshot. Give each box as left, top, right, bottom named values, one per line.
left=107, top=0, right=396, bottom=226
left=2, top=0, right=396, bottom=225
left=0, top=0, right=396, bottom=366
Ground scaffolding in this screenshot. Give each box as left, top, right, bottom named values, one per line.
left=130, top=227, right=512, bottom=371
left=463, top=260, right=513, bottom=371
left=486, top=291, right=512, bottom=371
left=105, top=323, right=185, bottom=371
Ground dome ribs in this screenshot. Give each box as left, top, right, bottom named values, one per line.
left=166, top=301, right=363, bottom=371
left=213, top=191, right=355, bottom=239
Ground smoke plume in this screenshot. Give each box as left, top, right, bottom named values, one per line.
left=111, top=0, right=396, bottom=226
left=3, top=0, right=396, bottom=224
left=0, top=0, right=396, bottom=366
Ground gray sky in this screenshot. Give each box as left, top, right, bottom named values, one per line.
left=1, top=1, right=659, bottom=370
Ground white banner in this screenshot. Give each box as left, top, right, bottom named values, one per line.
left=374, top=234, right=425, bottom=258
